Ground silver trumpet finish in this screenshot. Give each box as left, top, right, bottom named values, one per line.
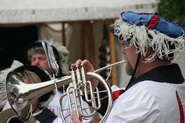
left=6, top=60, right=125, bottom=123
left=0, top=108, right=35, bottom=123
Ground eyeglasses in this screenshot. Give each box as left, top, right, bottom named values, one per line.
left=122, top=41, right=130, bottom=50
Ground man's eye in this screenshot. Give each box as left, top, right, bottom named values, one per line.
left=40, top=57, right=46, bottom=60
left=122, top=42, right=130, bottom=49
left=31, top=58, right=36, bottom=61
left=122, top=42, right=128, bottom=46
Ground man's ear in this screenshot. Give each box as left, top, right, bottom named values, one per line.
left=143, top=47, right=153, bottom=60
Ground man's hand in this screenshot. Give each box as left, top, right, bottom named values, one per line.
left=69, top=59, right=99, bottom=88
left=72, top=111, right=81, bottom=123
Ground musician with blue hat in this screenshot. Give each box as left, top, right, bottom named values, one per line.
left=71, top=11, right=185, bottom=123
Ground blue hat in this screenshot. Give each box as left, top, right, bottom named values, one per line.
left=110, top=11, right=185, bottom=62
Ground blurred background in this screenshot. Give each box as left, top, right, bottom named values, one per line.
left=0, top=0, right=185, bottom=122
left=0, top=0, right=184, bottom=89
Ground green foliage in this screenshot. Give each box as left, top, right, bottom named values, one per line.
left=158, top=0, right=185, bottom=26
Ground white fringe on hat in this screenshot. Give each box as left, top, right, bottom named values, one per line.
left=46, top=39, right=70, bottom=74
left=0, top=60, right=23, bottom=109
left=114, top=16, right=185, bottom=62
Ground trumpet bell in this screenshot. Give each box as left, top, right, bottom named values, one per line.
left=6, top=71, right=32, bottom=122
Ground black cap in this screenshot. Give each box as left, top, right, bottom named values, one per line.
left=23, top=40, right=43, bottom=64
left=13, top=65, right=50, bottom=82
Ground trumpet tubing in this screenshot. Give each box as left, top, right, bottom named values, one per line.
left=6, top=60, right=126, bottom=123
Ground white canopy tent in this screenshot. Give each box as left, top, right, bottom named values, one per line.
left=0, top=0, right=159, bottom=24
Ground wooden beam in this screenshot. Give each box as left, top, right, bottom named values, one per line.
left=61, top=22, right=66, bottom=46
left=86, top=21, right=96, bottom=66
left=80, top=21, right=87, bottom=59
left=108, top=20, right=117, bottom=85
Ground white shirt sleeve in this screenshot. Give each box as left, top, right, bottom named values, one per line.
left=106, top=84, right=161, bottom=123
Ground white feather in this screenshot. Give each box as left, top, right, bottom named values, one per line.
left=114, top=16, right=185, bottom=62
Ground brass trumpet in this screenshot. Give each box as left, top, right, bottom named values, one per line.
left=6, top=60, right=125, bottom=123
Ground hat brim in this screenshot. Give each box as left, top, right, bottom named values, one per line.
left=24, top=41, right=43, bottom=56
left=13, top=65, right=50, bottom=82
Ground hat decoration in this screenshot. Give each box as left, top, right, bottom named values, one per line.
left=47, top=40, right=70, bottom=74
left=112, top=11, right=185, bottom=62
